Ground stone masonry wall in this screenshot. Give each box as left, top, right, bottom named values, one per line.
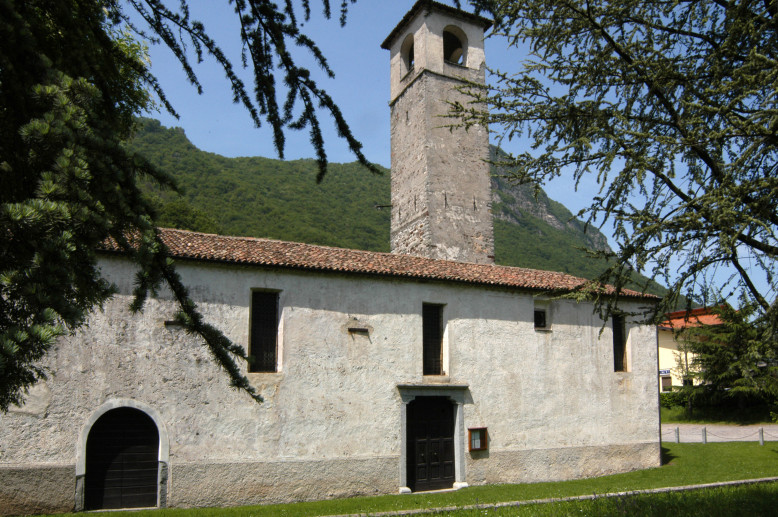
left=388, top=10, right=494, bottom=264
left=390, top=69, right=494, bottom=264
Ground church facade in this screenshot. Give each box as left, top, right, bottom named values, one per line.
left=0, top=2, right=660, bottom=514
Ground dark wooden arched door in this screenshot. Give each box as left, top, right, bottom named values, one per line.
left=407, top=396, right=455, bottom=491
left=85, top=407, right=159, bottom=509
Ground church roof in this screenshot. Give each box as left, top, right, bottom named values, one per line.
left=103, top=228, right=655, bottom=299
left=381, top=0, right=493, bottom=50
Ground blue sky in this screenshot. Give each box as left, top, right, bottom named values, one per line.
left=143, top=2, right=418, bottom=165
left=140, top=0, right=599, bottom=217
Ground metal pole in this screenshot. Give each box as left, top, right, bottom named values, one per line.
left=702, top=426, right=707, bottom=444
left=675, top=426, right=680, bottom=443
left=760, top=427, right=764, bottom=446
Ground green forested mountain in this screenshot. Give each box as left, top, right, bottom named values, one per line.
left=130, top=118, right=391, bottom=252
left=128, top=118, right=615, bottom=281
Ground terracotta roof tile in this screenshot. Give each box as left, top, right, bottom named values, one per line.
left=103, top=228, right=655, bottom=299
left=660, top=307, right=725, bottom=329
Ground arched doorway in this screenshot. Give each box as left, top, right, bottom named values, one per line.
left=406, top=396, right=456, bottom=491
left=84, top=407, right=159, bottom=509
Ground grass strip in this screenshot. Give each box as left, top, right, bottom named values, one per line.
left=431, top=481, right=778, bottom=516
left=47, top=442, right=778, bottom=517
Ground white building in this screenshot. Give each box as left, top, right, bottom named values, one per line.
left=0, top=2, right=660, bottom=514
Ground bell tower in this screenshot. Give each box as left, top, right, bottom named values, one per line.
left=382, top=1, right=494, bottom=264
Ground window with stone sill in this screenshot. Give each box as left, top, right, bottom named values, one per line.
left=613, top=314, right=627, bottom=372
left=249, top=290, right=280, bottom=373
left=534, top=309, right=547, bottom=330
left=423, top=303, right=445, bottom=375
left=534, top=301, right=551, bottom=331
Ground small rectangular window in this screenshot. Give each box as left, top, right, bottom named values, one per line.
left=423, top=303, right=444, bottom=375
left=613, top=314, right=627, bottom=372
left=534, top=301, right=551, bottom=330
left=249, top=291, right=279, bottom=372
left=661, top=376, right=672, bottom=392
left=534, top=309, right=547, bottom=329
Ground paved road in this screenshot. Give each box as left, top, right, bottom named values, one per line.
left=661, top=423, right=778, bottom=443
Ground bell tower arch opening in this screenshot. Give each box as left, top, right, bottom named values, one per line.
left=401, top=33, right=415, bottom=75
left=443, top=26, right=467, bottom=65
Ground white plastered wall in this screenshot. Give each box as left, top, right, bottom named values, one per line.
left=0, top=256, right=660, bottom=510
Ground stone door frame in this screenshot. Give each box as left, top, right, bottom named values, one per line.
left=74, top=398, right=169, bottom=511
left=397, top=384, right=469, bottom=493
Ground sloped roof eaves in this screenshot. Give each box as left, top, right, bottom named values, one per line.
left=381, top=0, right=493, bottom=50
left=101, top=228, right=655, bottom=300
left=169, top=230, right=574, bottom=289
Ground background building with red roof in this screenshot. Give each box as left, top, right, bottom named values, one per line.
left=657, top=307, right=726, bottom=391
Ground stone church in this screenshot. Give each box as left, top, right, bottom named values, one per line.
left=0, top=1, right=660, bottom=514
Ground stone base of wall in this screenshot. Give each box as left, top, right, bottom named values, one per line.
left=0, top=444, right=660, bottom=515
left=466, top=442, right=661, bottom=486
left=169, top=456, right=399, bottom=508
left=0, top=465, right=74, bottom=516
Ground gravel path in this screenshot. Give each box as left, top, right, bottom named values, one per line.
left=661, top=423, right=778, bottom=443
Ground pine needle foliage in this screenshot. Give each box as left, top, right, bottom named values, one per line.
left=115, top=0, right=377, bottom=180
left=457, top=0, right=778, bottom=327
left=1, top=0, right=373, bottom=410
left=684, top=303, right=778, bottom=406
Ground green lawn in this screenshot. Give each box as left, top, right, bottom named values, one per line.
left=50, top=443, right=778, bottom=517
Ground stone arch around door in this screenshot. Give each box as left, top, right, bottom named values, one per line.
left=75, top=399, right=169, bottom=511
left=397, top=385, right=469, bottom=493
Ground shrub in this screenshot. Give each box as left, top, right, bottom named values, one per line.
left=660, top=390, right=691, bottom=409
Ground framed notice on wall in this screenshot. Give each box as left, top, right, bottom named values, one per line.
left=468, top=427, right=488, bottom=451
